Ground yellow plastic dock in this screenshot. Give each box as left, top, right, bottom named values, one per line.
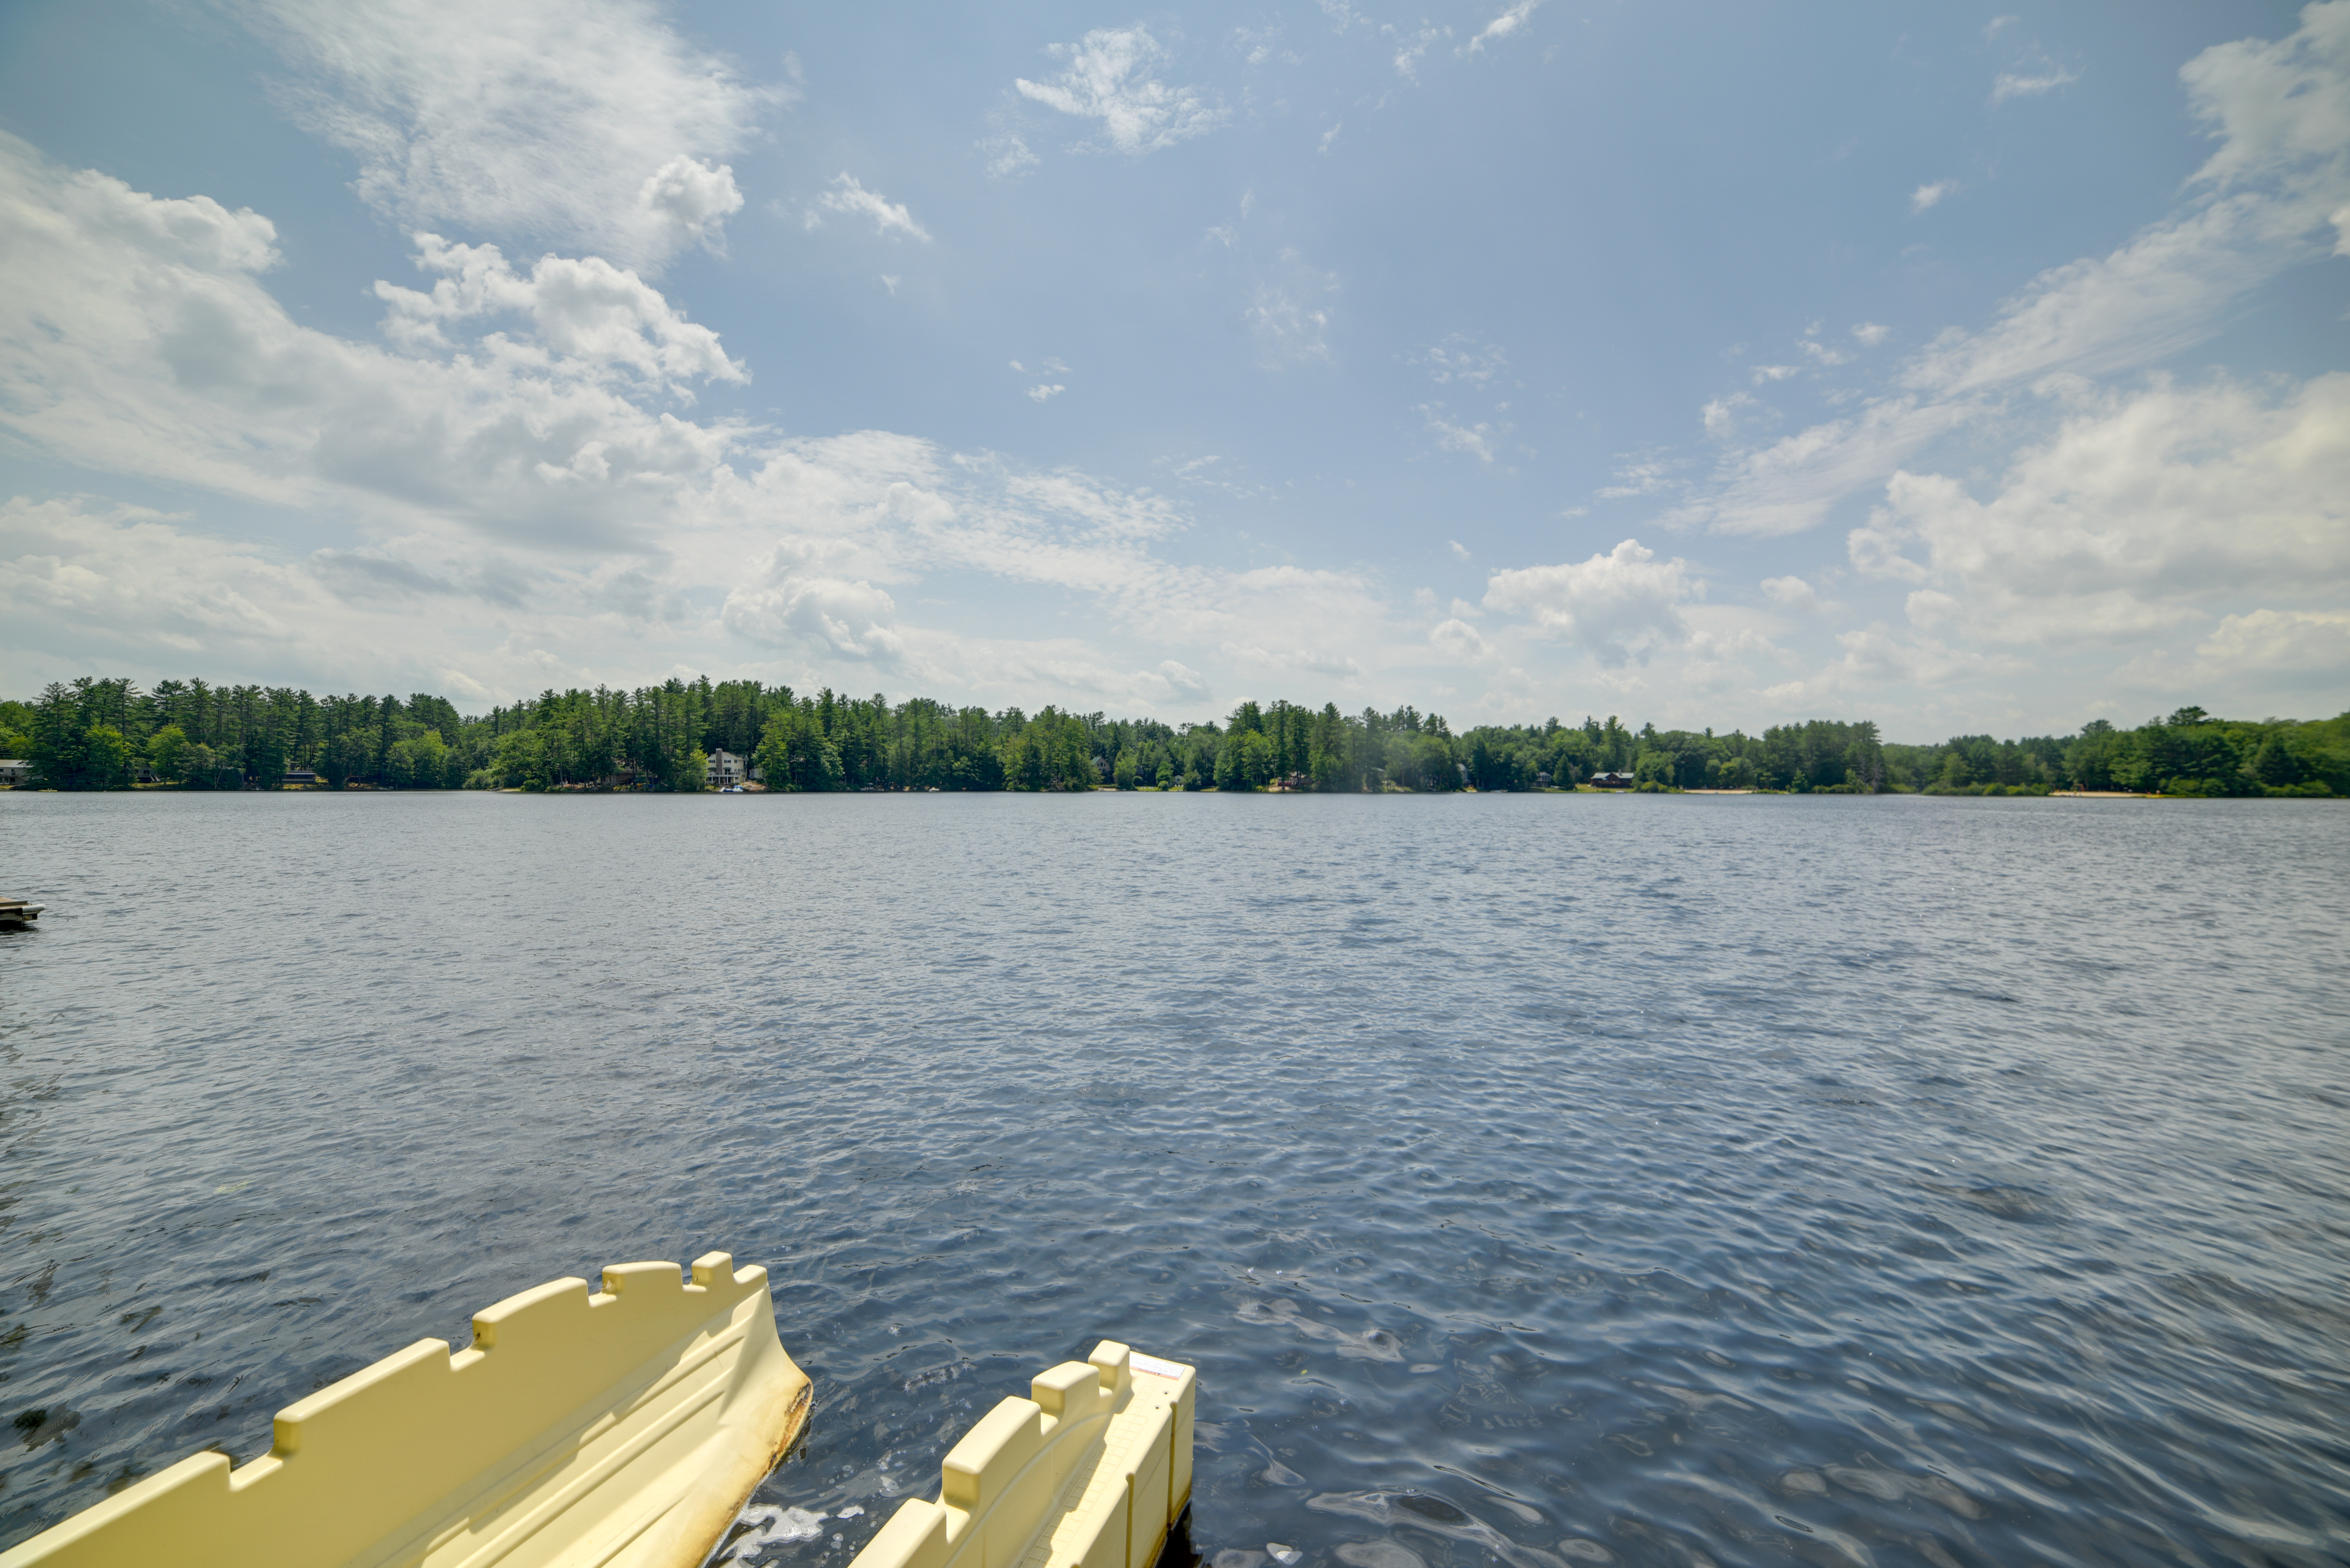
left=852, top=1341, right=1196, bottom=1568
left=0, top=1252, right=810, bottom=1568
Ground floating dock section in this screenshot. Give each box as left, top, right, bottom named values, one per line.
left=0, top=1252, right=810, bottom=1568
left=853, top=1341, right=1196, bottom=1568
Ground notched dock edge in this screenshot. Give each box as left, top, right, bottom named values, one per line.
left=0, top=1250, right=812, bottom=1568
left=852, top=1341, right=1196, bottom=1568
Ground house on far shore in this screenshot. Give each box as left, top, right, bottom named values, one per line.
left=283, top=767, right=320, bottom=788
left=1589, top=771, right=1636, bottom=789
left=0, top=760, right=28, bottom=786
left=705, top=748, right=746, bottom=789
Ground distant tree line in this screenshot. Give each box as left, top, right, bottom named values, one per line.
left=2, top=679, right=473, bottom=791
left=1876, top=707, right=2348, bottom=797
left=3, top=678, right=2343, bottom=797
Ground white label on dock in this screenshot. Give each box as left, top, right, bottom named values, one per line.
left=1130, top=1353, right=1188, bottom=1380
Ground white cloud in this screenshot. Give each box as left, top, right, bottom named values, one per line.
left=2, top=496, right=336, bottom=658
left=4, top=135, right=1784, bottom=720
left=0, top=494, right=675, bottom=698
left=1904, top=588, right=1959, bottom=628
left=1761, top=625, right=2028, bottom=707
left=997, top=468, right=1181, bottom=543
left=2181, top=1, right=2350, bottom=203
left=1596, top=454, right=1677, bottom=499
left=232, top=0, right=770, bottom=272
left=1751, top=363, right=1799, bottom=383
left=981, top=132, right=1040, bottom=179
left=1392, top=26, right=1446, bottom=80
left=1422, top=406, right=1495, bottom=462
left=1483, top=539, right=1696, bottom=666
left=1676, top=397, right=1974, bottom=537
left=0, top=401, right=1334, bottom=709
left=1701, top=393, right=1753, bottom=437
left=13, top=9, right=2346, bottom=731
left=1914, top=206, right=2273, bottom=397
left=1449, top=540, right=1472, bottom=560
left=1992, top=65, right=2080, bottom=104
left=0, top=137, right=739, bottom=536
left=2187, top=608, right=2350, bottom=679
left=1247, top=279, right=1333, bottom=364
left=374, top=232, right=745, bottom=390
left=1427, top=617, right=1492, bottom=661
left=1154, top=659, right=1212, bottom=700
left=1418, top=336, right=1507, bottom=386
left=1465, top=0, right=1543, bottom=54
left=1224, top=640, right=1367, bottom=679
left=1845, top=519, right=1932, bottom=586
left=1909, top=6, right=2350, bottom=398
left=720, top=540, right=907, bottom=665
left=635, top=157, right=747, bottom=258
left=1655, top=4, right=2350, bottom=559
left=1911, top=179, right=1956, bottom=213
left=929, top=641, right=1218, bottom=711
left=804, top=174, right=931, bottom=242
left=0, top=135, right=1423, bottom=711
left=1847, top=373, right=2350, bottom=644
left=2112, top=608, right=2350, bottom=706
left=1669, top=610, right=1798, bottom=695
left=1016, top=27, right=1225, bottom=155
left=1231, top=25, right=1285, bottom=68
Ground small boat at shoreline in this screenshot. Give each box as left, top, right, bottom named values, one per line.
left=0, top=897, right=40, bottom=929
left=0, top=1253, right=809, bottom=1568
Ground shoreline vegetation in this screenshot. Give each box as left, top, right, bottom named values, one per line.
left=6, top=677, right=2344, bottom=798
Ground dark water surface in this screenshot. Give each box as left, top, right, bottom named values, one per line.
left=2, top=792, right=2347, bottom=1566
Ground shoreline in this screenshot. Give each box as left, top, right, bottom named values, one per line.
left=9, top=783, right=2333, bottom=801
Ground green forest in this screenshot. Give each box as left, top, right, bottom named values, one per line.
left=4, top=676, right=2344, bottom=797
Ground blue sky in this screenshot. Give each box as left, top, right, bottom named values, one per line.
left=1, top=0, right=2344, bottom=736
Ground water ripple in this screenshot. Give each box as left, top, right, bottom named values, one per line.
left=1, top=792, right=2346, bottom=1567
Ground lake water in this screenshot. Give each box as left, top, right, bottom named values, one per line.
left=2, top=791, right=2346, bottom=1567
